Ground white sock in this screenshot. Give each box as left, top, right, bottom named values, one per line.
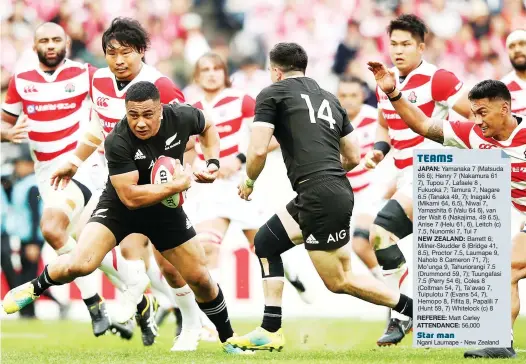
left=99, top=249, right=120, bottom=278
left=55, top=236, right=98, bottom=299
left=172, top=285, right=202, bottom=330
left=146, top=254, right=176, bottom=307
left=370, top=265, right=384, bottom=281
left=383, top=263, right=410, bottom=321
left=120, top=258, right=148, bottom=304
left=511, top=329, right=514, bottom=343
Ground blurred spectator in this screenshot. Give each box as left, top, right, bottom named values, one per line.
left=5, top=145, right=42, bottom=318
left=422, top=0, right=462, bottom=39
left=1, top=180, right=18, bottom=297
left=332, top=20, right=361, bottom=75
left=230, top=56, right=270, bottom=99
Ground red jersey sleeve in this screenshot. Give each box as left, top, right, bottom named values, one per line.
left=431, top=69, right=464, bottom=104
left=155, top=77, right=185, bottom=104
left=241, top=94, right=255, bottom=118
left=442, top=120, right=474, bottom=149
left=2, top=76, right=23, bottom=118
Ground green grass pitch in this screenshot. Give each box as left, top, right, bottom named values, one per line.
left=2, top=318, right=524, bottom=363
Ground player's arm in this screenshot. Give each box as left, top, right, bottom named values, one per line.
left=50, top=111, right=104, bottom=188
left=1, top=76, right=27, bottom=143
left=340, top=132, right=360, bottom=171
left=196, top=112, right=220, bottom=161
left=339, top=105, right=360, bottom=171
left=431, top=68, right=472, bottom=119
left=368, top=61, right=446, bottom=144
left=381, top=90, right=445, bottom=144
left=107, top=136, right=191, bottom=209
left=244, top=87, right=277, bottom=185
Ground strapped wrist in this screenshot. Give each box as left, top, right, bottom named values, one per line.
left=236, top=153, right=246, bottom=164
left=206, top=158, right=220, bottom=170
left=245, top=178, right=255, bottom=188
left=69, top=155, right=83, bottom=168
left=373, top=141, right=391, bottom=156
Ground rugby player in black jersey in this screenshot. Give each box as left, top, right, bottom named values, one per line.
left=228, top=43, right=413, bottom=351
left=3, top=81, right=249, bottom=355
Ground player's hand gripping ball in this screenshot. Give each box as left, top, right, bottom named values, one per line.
left=150, top=156, right=188, bottom=208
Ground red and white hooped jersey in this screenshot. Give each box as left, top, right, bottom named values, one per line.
left=346, top=104, right=377, bottom=193
left=90, top=63, right=185, bottom=137
left=377, top=60, right=465, bottom=170
left=192, top=88, right=255, bottom=161
left=501, top=71, right=526, bottom=115
left=2, top=59, right=95, bottom=165
left=443, top=115, right=526, bottom=213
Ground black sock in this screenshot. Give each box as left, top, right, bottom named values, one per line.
left=261, top=305, right=282, bottom=333
left=136, top=295, right=148, bottom=314
left=32, top=265, right=62, bottom=296
left=83, top=293, right=102, bottom=308
left=197, top=286, right=234, bottom=343
left=393, top=294, right=413, bottom=318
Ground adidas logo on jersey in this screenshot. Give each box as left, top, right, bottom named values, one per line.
left=185, top=218, right=192, bottom=230
left=306, top=234, right=319, bottom=244
left=134, top=149, right=146, bottom=160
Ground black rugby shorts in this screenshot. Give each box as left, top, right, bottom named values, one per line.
left=286, top=175, right=354, bottom=251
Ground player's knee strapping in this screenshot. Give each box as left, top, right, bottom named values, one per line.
left=255, top=214, right=295, bottom=279
left=373, top=199, right=413, bottom=240
left=353, top=228, right=370, bottom=240
left=372, top=199, right=411, bottom=270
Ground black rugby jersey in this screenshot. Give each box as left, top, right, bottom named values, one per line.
left=254, top=77, right=353, bottom=188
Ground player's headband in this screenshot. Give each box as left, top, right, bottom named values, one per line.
left=506, top=29, right=526, bottom=48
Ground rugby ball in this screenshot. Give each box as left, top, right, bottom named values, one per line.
left=150, top=156, right=185, bottom=208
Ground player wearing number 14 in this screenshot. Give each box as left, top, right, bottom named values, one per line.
left=230, top=43, right=414, bottom=352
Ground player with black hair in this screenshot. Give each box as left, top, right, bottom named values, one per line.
left=228, top=42, right=414, bottom=352
left=369, top=63, right=525, bottom=359
left=337, top=75, right=396, bottom=282
left=363, top=14, right=473, bottom=346
left=3, top=81, right=251, bottom=355
left=45, top=17, right=204, bottom=350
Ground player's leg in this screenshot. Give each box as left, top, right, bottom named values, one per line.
left=352, top=212, right=383, bottom=278
left=371, top=189, right=413, bottom=346
left=39, top=179, right=109, bottom=335
left=152, top=248, right=203, bottom=351
left=227, top=207, right=304, bottom=351
left=77, top=191, right=149, bottom=329
left=244, top=228, right=313, bottom=304
left=196, top=218, right=229, bottom=285
left=146, top=210, right=246, bottom=354
left=463, top=230, right=525, bottom=359
left=3, top=221, right=117, bottom=335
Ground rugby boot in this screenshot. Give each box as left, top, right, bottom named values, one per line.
left=227, top=327, right=285, bottom=352
left=377, top=318, right=412, bottom=346
left=135, top=294, right=159, bottom=346
left=87, top=298, right=111, bottom=337
left=2, top=282, right=38, bottom=314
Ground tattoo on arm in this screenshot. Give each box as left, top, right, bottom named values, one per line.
left=425, top=119, right=444, bottom=144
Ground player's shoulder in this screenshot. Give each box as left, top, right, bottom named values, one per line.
left=92, top=67, right=114, bottom=79
left=163, top=102, right=197, bottom=118
left=359, top=104, right=378, bottom=118
left=500, top=71, right=522, bottom=91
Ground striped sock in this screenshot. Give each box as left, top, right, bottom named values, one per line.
left=261, top=305, right=282, bottom=333
left=197, top=286, right=233, bottom=342
left=32, top=265, right=62, bottom=296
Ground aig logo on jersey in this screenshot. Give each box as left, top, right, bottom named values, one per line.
left=327, top=229, right=347, bottom=243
